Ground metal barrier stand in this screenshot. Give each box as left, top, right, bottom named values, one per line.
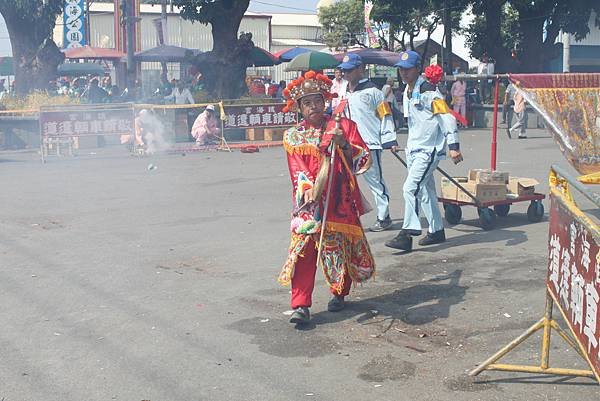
left=469, top=164, right=600, bottom=383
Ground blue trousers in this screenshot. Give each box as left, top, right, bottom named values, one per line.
left=362, top=149, right=391, bottom=221
left=402, top=150, right=444, bottom=233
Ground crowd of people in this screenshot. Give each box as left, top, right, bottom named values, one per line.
left=41, top=73, right=204, bottom=105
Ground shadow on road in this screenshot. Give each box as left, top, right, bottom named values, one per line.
left=309, top=269, right=467, bottom=328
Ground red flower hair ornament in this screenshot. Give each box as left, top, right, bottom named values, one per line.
left=424, top=64, right=444, bottom=85
left=282, top=70, right=337, bottom=113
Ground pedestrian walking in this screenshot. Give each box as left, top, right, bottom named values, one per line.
left=338, top=54, right=398, bottom=232
left=385, top=51, right=464, bottom=252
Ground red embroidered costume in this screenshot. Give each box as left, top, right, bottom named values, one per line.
left=278, top=72, right=376, bottom=310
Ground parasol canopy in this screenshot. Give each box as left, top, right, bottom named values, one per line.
left=334, top=48, right=401, bottom=67
left=63, top=46, right=125, bottom=60
left=57, top=62, right=105, bottom=76
left=248, top=47, right=281, bottom=67
left=273, top=47, right=313, bottom=62
left=285, top=51, right=339, bottom=72
left=134, top=45, right=202, bottom=63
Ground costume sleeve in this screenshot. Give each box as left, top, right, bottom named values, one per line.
left=424, top=90, right=460, bottom=150
left=372, top=88, right=397, bottom=148
left=283, top=131, right=314, bottom=208
left=342, top=118, right=371, bottom=175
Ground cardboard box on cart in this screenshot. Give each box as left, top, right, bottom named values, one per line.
left=441, top=177, right=507, bottom=203
left=508, top=177, right=539, bottom=196
left=468, top=169, right=509, bottom=185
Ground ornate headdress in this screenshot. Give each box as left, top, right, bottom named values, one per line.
left=282, top=70, right=337, bottom=112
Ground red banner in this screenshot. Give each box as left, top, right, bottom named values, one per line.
left=547, top=194, right=600, bottom=376
left=223, top=103, right=297, bottom=129
left=40, top=107, right=135, bottom=138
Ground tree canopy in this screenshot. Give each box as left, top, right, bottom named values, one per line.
left=466, top=0, right=600, bottom=72
left=171, top=0, right=251, bottom=99
left=0, top=0, right=65, bottom=94
left=318, top=0, right=366, bottom=50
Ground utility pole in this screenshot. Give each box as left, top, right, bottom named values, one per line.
left=160, top=0, right=168, bottom=75
left=443, top=0, right=453, bottom=75
left=123, top=0, right=136, bottom=89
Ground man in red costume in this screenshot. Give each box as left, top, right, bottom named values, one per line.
left=278, top=71, right=376, bottom=325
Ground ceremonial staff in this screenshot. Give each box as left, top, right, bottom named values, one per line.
left=315, top=113, right=342, bottom=269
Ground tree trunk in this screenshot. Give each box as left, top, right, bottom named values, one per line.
left=2, top=9, right=63, bottom=95
left=518, top=15, right=545, bottom=72
left=191, top=0, right=250, bottom=99
left=480, top=0, right=512, bottom=72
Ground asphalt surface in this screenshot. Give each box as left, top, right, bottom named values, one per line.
left=1, top=128, right=598, bottom=401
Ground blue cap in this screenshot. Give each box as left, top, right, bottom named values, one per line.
left=337, top=53, right=363, bottom=70
left=394, top=50, right=421, bottom=69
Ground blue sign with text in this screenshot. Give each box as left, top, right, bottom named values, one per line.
left=63, top=0, right=86, bottom=48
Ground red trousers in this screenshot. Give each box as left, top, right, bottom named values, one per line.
left=291, top=239, right=352, bottom=309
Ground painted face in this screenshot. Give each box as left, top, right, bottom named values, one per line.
left=399, top=66, right=420, bottom=84
left=298, top=94, right=325, bottom=121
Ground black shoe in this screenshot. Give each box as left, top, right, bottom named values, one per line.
left=369, top=216, right=393, bottom=232
left=327, top=296, right=345, bottom=312
left=418, top=230, right=446, bottom=246
left=518, top=134, right=527, bottom=139
left=384, top=230, right=413, bottom=251
left=289, top=307, right=310, bottom=324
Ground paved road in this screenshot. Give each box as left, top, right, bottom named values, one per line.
left=0, top=129, right=597, bottom=401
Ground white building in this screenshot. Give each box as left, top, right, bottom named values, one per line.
left=556, top=11, right=600, bottom=72
left=268, top=13, right=325, bottom=82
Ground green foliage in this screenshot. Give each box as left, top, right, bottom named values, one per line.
left=466, top=0, right=599, bottom=70
left=0, top=0, right=63, bottom=29
left=318, top=0, right=365, bottom=50
left=465, top=3, right=520, bottom=59
left=369, top=0, right=468, bottom=51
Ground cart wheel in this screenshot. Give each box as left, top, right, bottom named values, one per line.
left=494, top=204, right=510, bottom=217
left=527, top=200, right=544, bottom=222
left=479, top=208, right=497, bottom=230
left=444, top=204, right=462, bottom=225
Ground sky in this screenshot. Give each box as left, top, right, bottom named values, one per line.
left=248, top=0, right=321, bottom=14
left=0, top=16, right=9, bottom=57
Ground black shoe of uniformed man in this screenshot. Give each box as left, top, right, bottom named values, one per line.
left=327, top=295, right=345, bottom=312
left=384, top=230, right=415, bottom=251
left=418, top=230, right=446, bottom=246
left=369, top=216, right=393, bottom=232
left=289, top=307, right=310, bottom=324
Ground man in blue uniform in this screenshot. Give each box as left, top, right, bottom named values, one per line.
left=338, top=54, right=398, bottom=232
left=385, top=50, right=464, bottom=252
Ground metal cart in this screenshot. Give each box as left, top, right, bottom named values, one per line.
left=438, top=73, right=545, bottom=230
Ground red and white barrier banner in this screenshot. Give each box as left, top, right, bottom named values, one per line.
left=40, top=107, right=135, bottom=137
left=547, top=194, right=600, bottom=376
left=223, top=103, right=297, bottom=129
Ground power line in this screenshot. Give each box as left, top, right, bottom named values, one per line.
left=249, top=0, right=316, bottom=13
